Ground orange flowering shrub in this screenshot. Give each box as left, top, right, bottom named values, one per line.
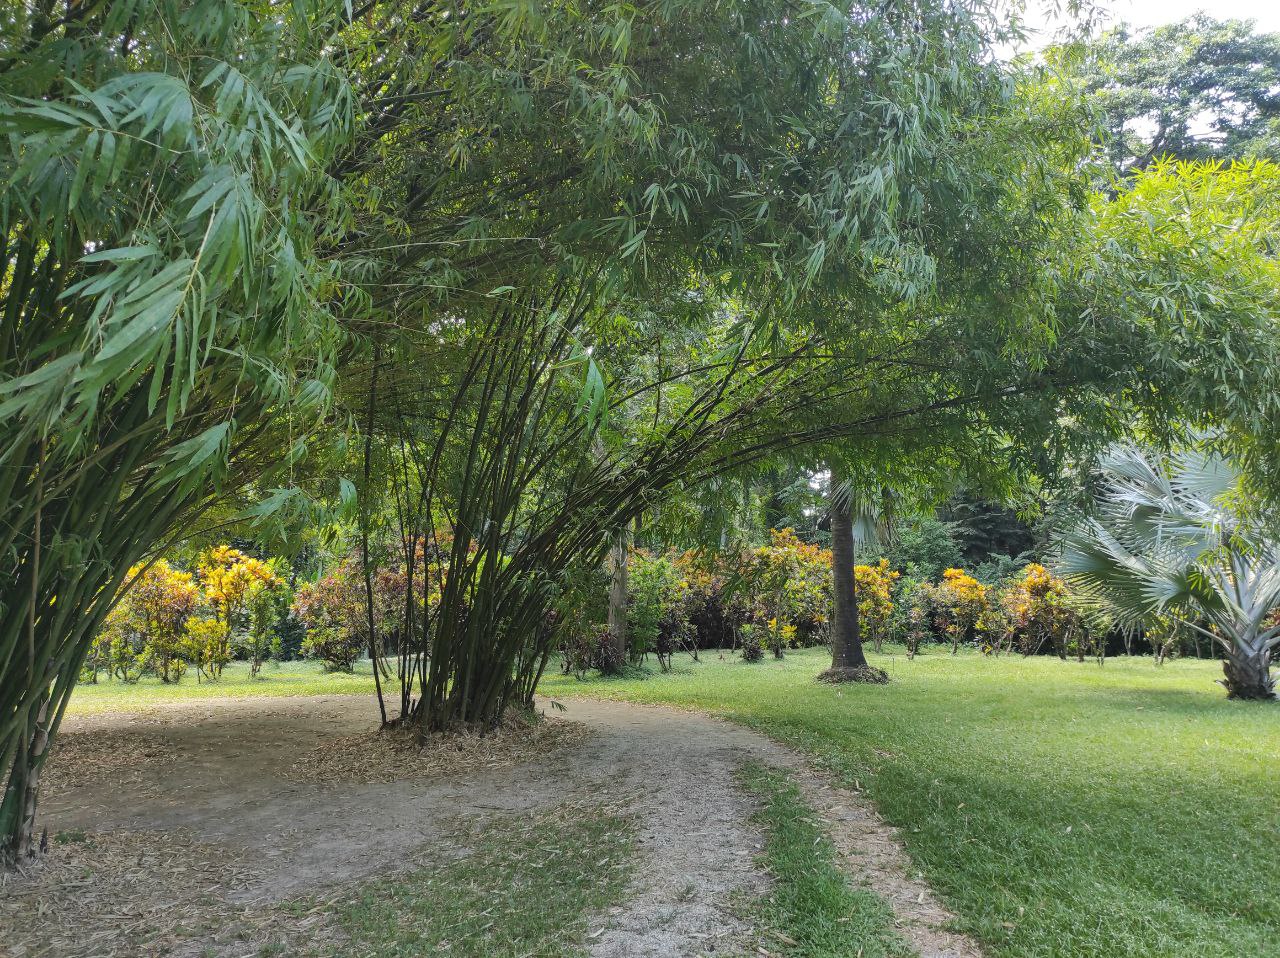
left=1001, top=563, right=1080, bottom=658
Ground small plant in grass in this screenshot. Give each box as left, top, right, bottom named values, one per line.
left=740, top=625, right=766, bottom=662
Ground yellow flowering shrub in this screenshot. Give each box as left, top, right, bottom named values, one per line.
left=937, top=568, right=988, bottom=653
left=197, top=547, right=284, bottom=678
left=855, top=559, right=899, bottom=652
left=1002, top=563, right=1080, bottom=658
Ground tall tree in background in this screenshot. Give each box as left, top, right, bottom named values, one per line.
left=822, top=473, right=889, bottom=683
left=1066, top=15, right=1280, bottom=174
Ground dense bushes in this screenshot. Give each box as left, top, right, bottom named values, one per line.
left=83, top=548, right=290, bottom=684
left=633, top=531, right=1123, bottom=663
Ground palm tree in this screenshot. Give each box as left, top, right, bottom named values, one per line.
left=821, top=469, right=890, bottom=684
left=1058, top=445, right=1280, bottom=700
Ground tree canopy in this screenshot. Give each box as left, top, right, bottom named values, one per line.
left=1064, top=15, right=1280, bottom=174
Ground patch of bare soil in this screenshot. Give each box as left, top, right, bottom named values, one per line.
left=42, top=726, right=180, bottom=799
left=10, top=694, right=983, bottom=958
left=286, top=712, right=591, bottom=785
left=0, top=829, right=258, bottom=958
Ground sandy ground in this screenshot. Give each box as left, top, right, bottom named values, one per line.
left=2, top=694, right=981, bottom=958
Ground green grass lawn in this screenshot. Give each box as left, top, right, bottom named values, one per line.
left=67, top=659, right=379, bottom=715
left=541, top=648, right=1280, bottom=958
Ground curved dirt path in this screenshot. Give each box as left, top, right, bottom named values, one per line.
left=9, top=695, right=980, bottom=958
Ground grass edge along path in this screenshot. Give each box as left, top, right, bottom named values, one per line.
left=741, top=762, right=914, bottom=958
left=66, top=660, right=379, bottom=715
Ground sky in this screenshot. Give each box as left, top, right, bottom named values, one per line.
left=1017, top=0, right=1280, bottom=50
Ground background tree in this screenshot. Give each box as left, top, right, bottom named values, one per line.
left=1064, top=16, right=1280, bottom=174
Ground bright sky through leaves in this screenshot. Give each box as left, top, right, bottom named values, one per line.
left=1016, top=0, right=1280, bottom=52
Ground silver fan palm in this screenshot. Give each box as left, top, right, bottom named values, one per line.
left=1058, top=446, right=1279, bottom=700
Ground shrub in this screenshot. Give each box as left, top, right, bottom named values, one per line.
left=674, top=550, right=751, bottom=649
left=558, top=620, right=621, bottom=678
left=855, top=559, right=899, bottom=653
left=126, top=559, right=200, bottom=683
left=93, top=604, right=149, bottom=683
left=740, top=624, right=766, bottom=662
left=292, top=571, right=365, bottom=672
left=898, top=582, right=930, bottom=659
left=184, top=615, right=228, bottom=679
left=301, top=626, right=365, bottom=673
left=937, top=568, right=988, bottom=654
left=1002, top=563, right=1080, bottom=659
left=199, top=546, right=285, bottom=679
left=237, top=558, right=291, bottom=677
left=745, top=529, right=831, bottom=646
left=628, top=551, right=694, bottom=663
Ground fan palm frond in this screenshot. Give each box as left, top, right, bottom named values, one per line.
left=1057, top=445, right=1278, bottom=699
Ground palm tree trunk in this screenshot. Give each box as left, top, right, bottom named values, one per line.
left=1222, top=645, right=1275, bottom=700
left=820, top=471, right=887, bottom=684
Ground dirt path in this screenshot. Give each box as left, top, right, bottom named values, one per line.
left=4, top=695, right=981, bottom=958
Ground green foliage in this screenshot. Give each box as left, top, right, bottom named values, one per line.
left=1071, top=160, right=1280, bottom=491
left=873, top=517, right=964, bottom=582
left=740, top=625, right=766, bottom=663
left=1058, top=445, right=1280, bottom=698
left=627, top=552, right=691, bottom=662
left=1064, top=16, right=1280, bottom=174
left=0, top=0, right=355, bottom=856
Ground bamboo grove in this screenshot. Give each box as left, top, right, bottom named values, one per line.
left=5, top=0, right=1280, bottom=864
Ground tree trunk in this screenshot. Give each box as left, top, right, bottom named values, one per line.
left=819, top=473, right=887, bottom=684
left=1221, top=645, right=1276, bottom=700
left=1, top=698, right=51, bottom=867
left=604, top=527, right=629, bottom=671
